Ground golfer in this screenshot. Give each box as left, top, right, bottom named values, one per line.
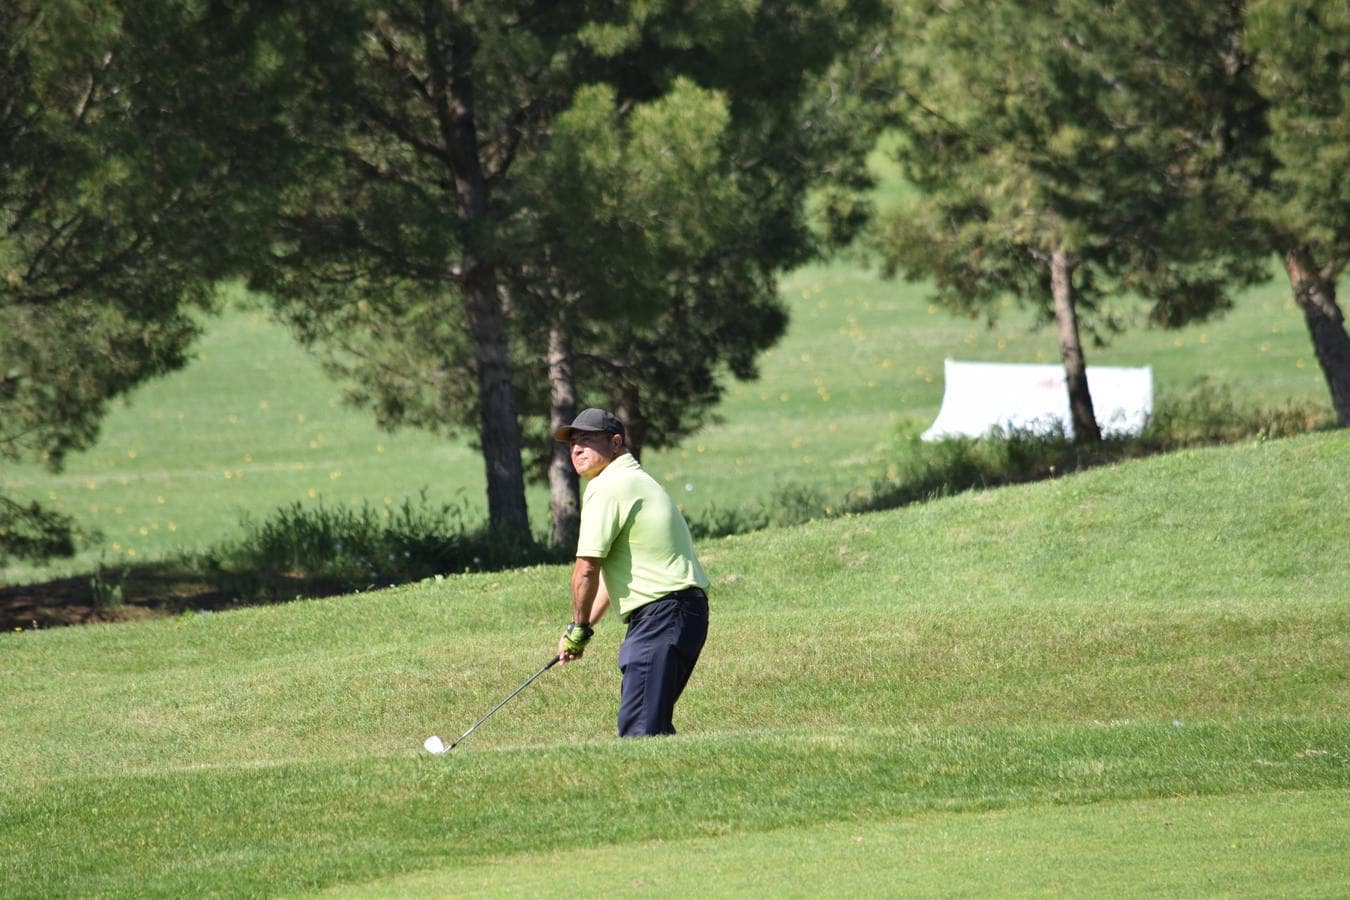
left=554, top=408, right=710, bottom=737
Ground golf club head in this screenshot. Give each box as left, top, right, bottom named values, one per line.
left=423, top=735, right=447, bottom=755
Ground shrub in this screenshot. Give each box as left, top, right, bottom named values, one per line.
left=212, top=491, right=565, bottom=598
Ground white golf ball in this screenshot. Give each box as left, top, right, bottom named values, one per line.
left=424, top=735, right=446, bottom=754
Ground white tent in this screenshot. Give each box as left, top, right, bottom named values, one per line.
left=922, top=359, right=1153, bottom=441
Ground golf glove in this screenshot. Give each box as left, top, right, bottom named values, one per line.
left=562, top=621, right=594, bottom=656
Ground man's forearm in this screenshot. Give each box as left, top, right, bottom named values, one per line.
left=571, top=557, right=602, bottom=624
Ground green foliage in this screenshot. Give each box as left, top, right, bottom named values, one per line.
left=1244, top=0, right=1350, bottom=265
left=217, top=493, right=566, bottom=595
left=0, top=496, right=77, bottom=565
left=851, top=384, right=1333, bottom=516
left=246, top=0, right=890, bottom=502
left=88, top=558, right=127, bottom=610
left=688, top=482, right=831, bottom=538
left=877, top=0, right=1267, bottom=336
left=1, top=0, right=303, bottom=562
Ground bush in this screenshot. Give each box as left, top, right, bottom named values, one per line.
left=846, top=383, right=1334, bottom=517
left=1139, top=380, right=1333, bottom=448
left=211, top=491, right=565, bottom=598
left=689, top=482, right=833, bottom=539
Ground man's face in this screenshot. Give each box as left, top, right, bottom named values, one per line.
left=569, top=431, right=619, bottom=478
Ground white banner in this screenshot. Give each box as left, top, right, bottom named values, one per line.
left=922, top=359, right=1153, bottom=441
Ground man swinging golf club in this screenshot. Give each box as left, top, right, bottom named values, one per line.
left=554, top=408, right=710, bottom=737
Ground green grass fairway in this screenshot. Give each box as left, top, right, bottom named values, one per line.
left=336, top=791, right=1349, bottom=898
left=3, top=433, right=1346, bottom=897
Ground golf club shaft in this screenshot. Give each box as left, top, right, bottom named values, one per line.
left=448, top=655, right=560, bottom=750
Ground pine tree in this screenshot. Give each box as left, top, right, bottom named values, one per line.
left=0, top=1, right=294, bottom=563
left=877, top=0, right=1266, bottom=442
left=247, top=1, right=887, bottom=545
left=1244, top=0, right=1350, bottom=425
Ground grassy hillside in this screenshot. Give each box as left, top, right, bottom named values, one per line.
left=1, top=257, right=1337, bottom=587
left=3, top=432, right=1346, bottom=896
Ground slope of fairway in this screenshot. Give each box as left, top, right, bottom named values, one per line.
left=334, top=791, right=1350, bottom=898
left=2, top=433, right=1346, bottom=897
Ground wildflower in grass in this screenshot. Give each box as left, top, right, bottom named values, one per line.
left=168, top=523, right=177, bottom=532
left=308, top=488, right=317, bottom=498
left=259, top=400, right=269, bottom=409
left=127, top=450, right=138, bottom=459
left=156, top=496, right=166, bottom=504
left=243, top=454, right=253, bottom=463
left=228, top=415, right=239, bottom=424
left=329, top=469, right=342, bottom=480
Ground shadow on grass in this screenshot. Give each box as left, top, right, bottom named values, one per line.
left=1, top=560, right=356, bottom=632
left=4, top=492, right=570, bottom=632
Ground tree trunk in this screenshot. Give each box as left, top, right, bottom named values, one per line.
left=1283, top=249, right=1350, bottom=427
left=461, top=264, right=530, bottom=541
left=1050, top=248, right=1101, bottom=443
left=442, top=18, right=529, bottom=542
left=615, top=383, right=646, bottom=461
left=546, top=323, right=580, bottom=549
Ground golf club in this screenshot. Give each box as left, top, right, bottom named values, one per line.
left=424, top=654, right=561, bottom=754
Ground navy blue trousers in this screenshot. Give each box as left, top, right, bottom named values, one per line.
left=617, top=588, right=708, bottom=737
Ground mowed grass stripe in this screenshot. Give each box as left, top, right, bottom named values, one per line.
left=326, top=789, right=1350, bottom=898
left=2, top=723, right=1345, bottom=898
left=3, top=595, right=1343, bottom=786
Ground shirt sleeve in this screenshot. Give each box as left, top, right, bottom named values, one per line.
left=575, top=480, right=622, bottom=559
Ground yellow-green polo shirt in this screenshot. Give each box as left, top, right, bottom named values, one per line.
left=576, top=453, right=710, bottom=620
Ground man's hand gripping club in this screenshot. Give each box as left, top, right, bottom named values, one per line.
left=558, top=556, right=608, bottom=663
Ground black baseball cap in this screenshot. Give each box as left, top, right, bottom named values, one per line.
left=554, top=408, right=626, bottom=443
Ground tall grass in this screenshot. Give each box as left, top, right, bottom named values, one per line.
left=231, top=493, right=559, bottom=581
